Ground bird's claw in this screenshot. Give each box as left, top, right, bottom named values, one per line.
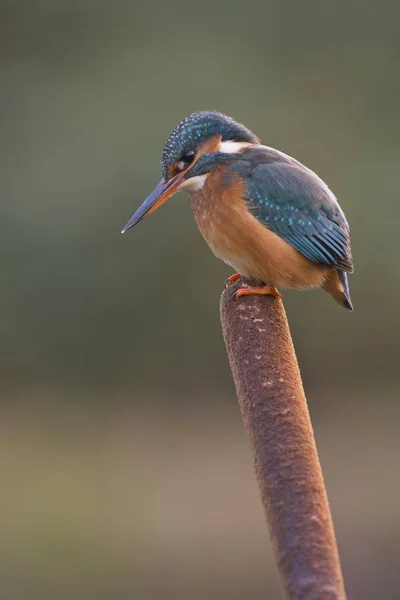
left=235, top=284, right=282, bottom=300
left=225, top=273, right=241, bottom=288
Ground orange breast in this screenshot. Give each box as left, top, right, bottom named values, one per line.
left=190, top=167, right=327, bottom=290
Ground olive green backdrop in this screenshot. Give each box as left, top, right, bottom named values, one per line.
left=2, top=1, right=399, bottom=598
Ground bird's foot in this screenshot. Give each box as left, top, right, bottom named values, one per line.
left=225, top=273, right=241, bottom=287
left=235, top=284, right=282, bottom=300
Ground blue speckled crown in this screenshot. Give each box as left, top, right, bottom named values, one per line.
left=161, top=111, right=259, bottom=178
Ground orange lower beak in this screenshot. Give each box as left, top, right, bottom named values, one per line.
left=121, top=172, right=184, bottom=233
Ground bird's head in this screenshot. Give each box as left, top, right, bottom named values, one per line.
left=121, top=111, right=259, bottom=233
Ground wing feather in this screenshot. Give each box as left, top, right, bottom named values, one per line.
left=231, top=147, right=353, bottom=272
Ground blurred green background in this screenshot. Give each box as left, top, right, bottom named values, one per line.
left=2, top=1, right=400, bottom=598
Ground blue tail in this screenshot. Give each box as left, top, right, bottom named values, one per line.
left=338, top=271, right=353, bottom=311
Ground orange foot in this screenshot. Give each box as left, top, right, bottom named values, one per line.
left=225, top=273, right=241, bottom=286
left=235, top=284, right=282, bottom=300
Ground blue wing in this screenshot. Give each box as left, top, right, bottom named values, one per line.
left=231, top=147, right=353, bottom=272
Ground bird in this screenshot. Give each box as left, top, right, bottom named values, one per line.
left=121, top=111, right=353, bottom=310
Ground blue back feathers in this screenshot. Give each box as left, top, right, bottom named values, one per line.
left=229, top=146, right=353, bottom=272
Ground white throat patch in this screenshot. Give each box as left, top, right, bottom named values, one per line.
left=177, top=174, right=208, bottom=193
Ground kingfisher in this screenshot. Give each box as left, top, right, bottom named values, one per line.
left=122, top=111, right=353, bottom=310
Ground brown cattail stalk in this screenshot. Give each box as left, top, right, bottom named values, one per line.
left=220, top=278, right=346, bottom=600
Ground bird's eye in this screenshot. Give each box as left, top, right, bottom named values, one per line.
left=177, top=149, right=195, bottom=171
left=182, top=149, right=195, bottom=163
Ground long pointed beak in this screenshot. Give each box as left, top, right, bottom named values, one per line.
left=121, top=173, right=185, bottom=233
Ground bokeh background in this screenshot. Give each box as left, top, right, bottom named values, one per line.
left=2, top=1, right=400, bottom=598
